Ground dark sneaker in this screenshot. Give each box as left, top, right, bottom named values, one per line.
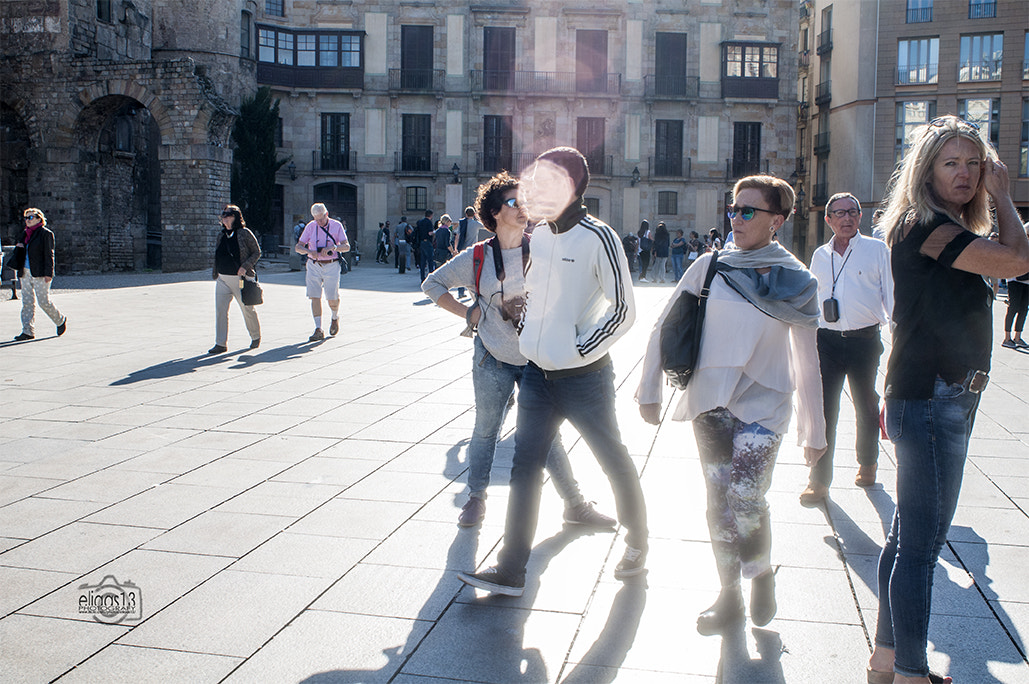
left=458, top=497, right=486, bottom=527
left=1017, top=339, right=1029, bottom=349
left=457, top=566, right=524, bottom=597
left=613, top=545, right=647, bottom=580
left=750, top=568, right=777, bottom=627
left=1002, top=339, right=1017, bottom=349
left=14, top=332, right=34, bottom=341
left=697, top=586, right=745, bottom=635
left=564, top=501, right=616, bottom=529
left=208, top=344, right=227, bottom=354
left=249, top=338, right=261, bottom=350
left=309, top=328, right=325, bottom=342
left=56, top=319, right=67, bottom=336
left=329, top=318, right=339, bottom=336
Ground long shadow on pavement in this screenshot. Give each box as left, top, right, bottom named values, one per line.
left=110, top=342, right=323, bottom=385
left=560, top=580, right=648, bottom=683
left=716, top=626, right=787, bottom=684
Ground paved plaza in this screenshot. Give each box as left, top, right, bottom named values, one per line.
left=1, top=258, right=1027, bottom=683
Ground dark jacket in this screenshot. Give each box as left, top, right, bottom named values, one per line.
left=212, top=227, right=261, bottom=279
left=14, top=226, right=56, bottom=278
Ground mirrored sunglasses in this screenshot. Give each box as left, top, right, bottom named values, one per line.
left=726, top=205, right=778, bottom=221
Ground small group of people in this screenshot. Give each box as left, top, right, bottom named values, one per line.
left=209, top=202, right=350, bottom=353
left=629, top=223, right=727, bottom=283
left=386, top=208, right=484, bottom=282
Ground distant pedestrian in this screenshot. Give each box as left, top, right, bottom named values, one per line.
left=415, top=209, right=435, bottom=281
left=208, top=204, right=261, bottom=354
left=637, top=221, right=653, bottom=281
left=454, top=206, right=484, bottom=299
left=708, top=228, right=723, bottom=250
left=433, top=214, right=456, bottom=270
left=12, top=208, right=67, bottom=341
left=1002, top=243, right=1029, bottom=349
left=375, top=222, right=389, bottom=263
left=395, top=217, right=412, bottom=273
left=622, top=232, right=639, bottom=275
left=686, top=230, right=704, bottom=270
left=653, top=221, right=670, bottom=282
left=670, top=229, right=687, bottom=281
left=295, top=202, right=349, bottom=341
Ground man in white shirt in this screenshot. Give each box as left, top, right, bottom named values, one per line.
left=295, top=203, right=349, bottom=342
left=801, top=192, right=893, bottom=506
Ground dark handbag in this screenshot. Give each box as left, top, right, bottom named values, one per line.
left=241, top=275, right=263, bottom=306
left=660, top=251, right=719, bottom=390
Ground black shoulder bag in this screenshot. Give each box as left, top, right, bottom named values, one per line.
left=660, top=251, right=719, bottom=391
left=318, top=224, right=350, bottom=274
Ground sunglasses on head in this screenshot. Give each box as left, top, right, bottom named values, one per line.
left=727, top=205, right=778, bottom=221
left=924, top=117, right=981, bottom=138
left=503, top=197, right=519, bottom=208
left=828, top=208, right=861, bottom=218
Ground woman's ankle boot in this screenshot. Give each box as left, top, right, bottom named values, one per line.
left=697, top=586, right=745, bottom=635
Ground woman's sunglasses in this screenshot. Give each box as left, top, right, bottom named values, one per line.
left=503, top=198, right=519, bottom=209
left=726, top=205, right=778, bottom=221
left=23, top=214, right=40, bottom=222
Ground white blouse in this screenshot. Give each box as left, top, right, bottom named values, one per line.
left=636, top=254, right=827, bottom=448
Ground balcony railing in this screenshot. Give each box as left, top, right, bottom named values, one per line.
left=648, top=156, right=692, bottom=179
left=476, top=152, right=538, bottom=174
left=795, top=157, right=807, bottom=176
left=394, top=151, right=438, bottom=175
left=815, top=80, right=831, bottom=106
left=584, top=155, right=613, bottom=176
left=643, top=75, right=700, bottom=99
left=958, top=60, right=1002, bottom=82
left=814, top=131, right=831, bottom=156
left=799, top=51, right=811, bottom=69
left=798, top=101, right=810, bottom=121
left=816, top=29, right=833, bottom=56
left=813, top=181, right=829, bottom=205
left=722, top=76, right=779, bottom=99
left=906, top=7, right=932, bottom=23
left=389, top=68, right=445, bottom=92
left=896, top=63, right=938, bottom=85
left=470, top=70, right=622, bottom=95
left=312, top=150, right=356, bottom=173
left=969, top=1, right=997, bottom=19
left=1024, top=61, right=1029, bottom=79
left=726, top=158, right=769, bottom=181
left=256, top=63, right=363, bottom=89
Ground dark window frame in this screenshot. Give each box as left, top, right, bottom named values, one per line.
left=265, top=0, right=284, bottom=18
left=483, top=27, right=516, bottom=91
left=97, top=0, right=112, bottom=23
left=732, top=122, right=761, bottom=178
left=657, top=191, right=678, bottom=215
left=406, top=187, right=428, bottom=212
left=483, top=115, right=514, bottom=173
left=722, top=42, right=779, bottom=98
left=241, top=11, right=252, bottom=59
left=402, top=114, right=432, bottom=172
left=654, top=119, right=684, bottom=177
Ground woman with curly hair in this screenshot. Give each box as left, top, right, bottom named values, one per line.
left=209, top=204, right=261, bottom=354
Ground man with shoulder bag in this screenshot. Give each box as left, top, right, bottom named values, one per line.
left=295, top=203, right=349, bottom=341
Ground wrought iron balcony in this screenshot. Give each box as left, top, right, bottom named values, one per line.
left=969, top=1, right=997, bottom=19
left=643, top=75, right=700, bottom=99
left=814, top=131, right=831, bottom=157
left=725, top=158, right=769, bottom=181
left=312, top=150, right=356, bottom=174
left=648, top=156, right=692, bottom=179
left=906, top=7, right=932, bottom=23
left=394, top=151, right=438, bottom=175
left=813, top=181, right=829, bottom=205
left=958, top=59, right=1002, bottom=82
left=470, top=70, right=622, bottom=95
left=816, top=29, right=833, bottom=56
left=815, top=80, right=831, bottom=106
left=389, top=68, right=445, bottom=92
left=896, top=63, right=938, bottom=85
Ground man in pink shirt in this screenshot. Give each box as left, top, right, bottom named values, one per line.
left=294, top=202, right=349, bottom=341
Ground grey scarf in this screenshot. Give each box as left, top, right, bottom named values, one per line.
left=716, top=242, right=820, bottom=328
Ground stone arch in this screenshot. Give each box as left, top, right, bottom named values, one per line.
left=55, top=80, right=174, bottom=149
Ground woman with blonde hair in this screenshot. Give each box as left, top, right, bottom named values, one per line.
left=209, top=204, right=261, bottom=354
left=867, top=115, right=1028, bottom=684
left=12, top=207, right=67, bottom=341
left=637, top=174, right=826, bottom=635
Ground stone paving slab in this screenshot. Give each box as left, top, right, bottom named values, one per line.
left=0, top=262, right=1027, bottom=682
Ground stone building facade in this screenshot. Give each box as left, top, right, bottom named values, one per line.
left=795, top=0, right=1029, bottom=261
left=1, top=0, right=255, bottom=273
left=257, top=0, right=802, bottom=253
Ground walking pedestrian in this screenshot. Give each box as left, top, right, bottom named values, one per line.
left=208, top=204, right=261, bottom=354
left=1001, top=228, right=1029, bottom=350
left=457, top=146, right=647, bottom=597
left=653, top=221, right=670, bottom=282
left=671, top=229, right=687, bottom=281
left=11, top=208, right=67, bottom=341
left=294, top=202, right=349, bottom=341
left=415, top=210, right=435, bottom=281
left=637, top=221, right=653, bottom=282
left=638, top=175, right=826, bottom=635
left=867, top=115, right=1029, bottom=684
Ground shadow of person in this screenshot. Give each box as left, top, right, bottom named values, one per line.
left=109, top=352, right=236, bottom=385
left=715, top=624, right=787, bottom=684
left=559, top=581, right=648, bottom=683
left=229, top=341, right=325, bottom=368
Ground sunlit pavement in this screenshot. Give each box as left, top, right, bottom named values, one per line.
left=1, top=260, right=1027, bottom=683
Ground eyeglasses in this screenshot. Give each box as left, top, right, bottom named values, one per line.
left=727, top=205, right=778, bottom=221
left=503, top=198, right=520, bottom=209
left=828, top=208, right=861, bottom=218
left=23, top=214, right=39, bottom=222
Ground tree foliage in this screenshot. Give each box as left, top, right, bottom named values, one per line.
left=231, top=87, right=287, bottom=237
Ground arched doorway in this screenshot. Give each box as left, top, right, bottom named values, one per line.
left=313, top=182, right=358, bottom=249
left=1, top=105, right=30, bottom=245
left=75, top=95, right=161, bottom=271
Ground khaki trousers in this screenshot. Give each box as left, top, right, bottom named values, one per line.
left=20, top=271, right=65, bottom=336
left=215, top=273, right=260, bottom=346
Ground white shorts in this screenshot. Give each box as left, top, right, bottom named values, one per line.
left=306, top=259, right=341, bottom=300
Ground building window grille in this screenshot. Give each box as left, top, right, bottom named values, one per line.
left=968, top=0, right=997, bottom=19
left=906, top=0, right=932, bottom=23
left=658, top=192, right=678, bottom=215
left=265, top=0, right=283, bottom=18
left=406, top=187, right=427, bottom=212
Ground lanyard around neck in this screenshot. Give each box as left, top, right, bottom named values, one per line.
left=830, top=246, right=852, bottom=297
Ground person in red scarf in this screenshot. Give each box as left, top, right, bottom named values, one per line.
left=12, top=208, right=66, bottom=341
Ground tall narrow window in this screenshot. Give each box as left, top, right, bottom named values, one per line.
left=402, top=114, right=432, bottom=172
left=297, top=35, right=316, bottom=67
left=576, top=30, right=609, bottom=93
left=277, top=32, right=293, bottom=65
left=319, top=35, right=339, bottom=67
left=576, top=117, right=606, bottom=175
left=895, top=101, right=936, bottom=164
left=97, top=0, right=112, bottom=22
left=654, top=120, right=684, bottom=176
left=959, top=34, right=1003, bottom=81
left=259, top=29, right=276, bottom=63
left=321, top=113, right=350, bottom=171
left=1020, top=99, right=1028, bottom=177
left=401, top=26, right=434, bottom=90
left=483, top=116, right=513, bottom=172
left=732, top=122, right=761, bottom=178
left=959, top=98, right=1000, bottom=148
left=654, top=33, right=688, bottom=96
left=341, top=35, right=361, bottom=67
left=484, top=27, right=516, bottom=91
left=240, top=12, right=252, bottom=58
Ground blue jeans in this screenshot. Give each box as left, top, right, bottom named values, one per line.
left=875, top=376, right=981, bottom=678
left=497, top=362, right=648, bottom=579
left=467, top=336, right=583, bottom=506
left=671, top=253, right=685, bottom=281
left=419, top=242, right=433, bottom=281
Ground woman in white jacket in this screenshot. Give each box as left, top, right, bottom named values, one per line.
left=636, top=175, right=827, bottom=635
